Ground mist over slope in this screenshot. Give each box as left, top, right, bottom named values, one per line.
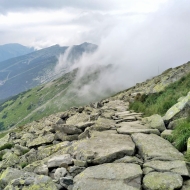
left=0, top=42, right=97, bottom=101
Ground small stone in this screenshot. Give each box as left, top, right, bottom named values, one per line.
left=54, top=168, right=67, bottom=180
left=47, top=154, right=73, bottom=168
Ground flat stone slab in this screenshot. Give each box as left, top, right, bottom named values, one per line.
left=117, top=123, right=160, bottom=135
left=70, top=131, right=135, bottom=164
left=143, top=172, right=183, bottom=190
left=73, top=163, right=142, bottom=190
left=66, top=113, right=89, bottom=125
left=132, top=133, right=184, bottom=161
left=143, top=160, right=189, bottom=176
left=27, top=133, right=55, bottom=148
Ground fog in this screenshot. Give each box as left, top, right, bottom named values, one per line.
left=54, top=1, right=190, bottom=102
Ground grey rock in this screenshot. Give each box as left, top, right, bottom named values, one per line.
left=47, top=154, right=73, bottom=168
left=34, top=164, right=49, bottom=176
left=117, top=122, right=160, bottom=135
left=66, top=113, right=89, bottom=125
left=73, top=163, right=142, bottom=190
left=142, top=114, right=166, bottom=132
left=68, top=166, right=86, bottom=177
left=132, top=133, right=184, bottom=161
left=143, top=160, right=189, bottom=176
left=161, top=130, right=173, bottom=140
left=54, top=168, right=67, bottom=180
left=163, top=92, right=190, bottom=123
left=70, top=131, right=135, bottom=164
left=54, top=124, right=82, bottom=135
left=143, top=172, right=183, bottom=190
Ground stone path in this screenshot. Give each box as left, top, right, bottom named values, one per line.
left=0, top=99, right=190, bottom=190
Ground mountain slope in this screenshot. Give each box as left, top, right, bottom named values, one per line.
left=0, top=61, right=190, bottom=189
left=0, top=43, right=34, bottom=62
left=0, top=61, right=190, bottom=131
left=0, top=42, right=97, bottom=101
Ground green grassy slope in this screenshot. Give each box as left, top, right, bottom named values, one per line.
left=129, top=73, right=190, bottom=116
left=0, top=70, right=77, bottom=130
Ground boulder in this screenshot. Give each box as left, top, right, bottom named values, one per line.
left=117, top=122, right=160, bottom=135
left=163, top=92, right=190, bottom=123
left=47, top=154, right=73, bottom=168
left=0, top=167, right=56, bottom=190
left=143, top=172, right=183, bottom=190
left=143, top=160, right=189, bottom=176
left=27, top=133, right=55, bottom=148
left=75, top=122, right=95, bottom=130
left=132, top=133, right=184, bottom=161
left=66, top=113, right=89, bottom=125
left=73, top=163, right=142, bottom=190
left=161, top=130, right=172, bottom=140
left=54, top=124, right=82, bottom=135
left=70, top=131, right=135, bottom=164
left=54, top=167, right=67, bottom=180
left=92, top=117, right=115, bottom=131
left=142, top=114, right=166, bottom=132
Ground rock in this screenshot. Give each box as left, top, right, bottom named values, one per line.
left=73, top=163, right=142, bottom=190
left=0, top=152, right=20, bottom=169
left=117, top=122, right=160, bottom=135
left=54, top=168, right=67, bottom=180
left=142, top=114, right=166, bottom=132
left=74, top=159, right=87, bottom=167
left=68, top=166, right=86, bottom=177
left=27, top=133, right=55, bottom=148
left=0, top=167, right=56, bottom=190
left=70, top=131, right=135, bottom=164
left=143, top=160, right=189, bottom=176
left=66, top=113, right=89, bottom=125
left=34, top=164, right=49, bottom=176
left=143, top=172, right=183, bottom=190
left=161, top=130, right=173, bottom=140
left=132, top=133, right=184, bottom=161
left=54, top=124, right=82, bottom=135
left=163, top=92, right=190, bottom=123
left=14, top=144, right=29, bottom=156
left=55, top=132, right=78, bottom=141
left=47, top=154, right=73, bottom=168
left=75, top=122, right=95, bottom=130
left=5, top=175, right=58, bottom=190
left=92, top=117, right=115, bottom=131
left=114, top=156, right=143, bottom=165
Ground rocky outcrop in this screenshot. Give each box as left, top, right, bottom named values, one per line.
left=163, top=91, right=190, bottom=123
left=0, top=98, right=190, bottom=189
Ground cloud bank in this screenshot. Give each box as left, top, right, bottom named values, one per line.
left=54, top=0, right=190, bottom=102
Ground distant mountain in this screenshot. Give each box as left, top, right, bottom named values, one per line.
left=0, top=43, right=34, bottom=62
left=0, top=42, right=97, bottom=101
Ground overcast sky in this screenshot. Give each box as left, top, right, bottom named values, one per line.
left=0, top=0, right=171, bottom=49
left=0, top=0, right=190, bottom=99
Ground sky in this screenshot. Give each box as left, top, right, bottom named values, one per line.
left=0, top=0, right=169, bottom=48
left=0, top=0, right=190, bottom=99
